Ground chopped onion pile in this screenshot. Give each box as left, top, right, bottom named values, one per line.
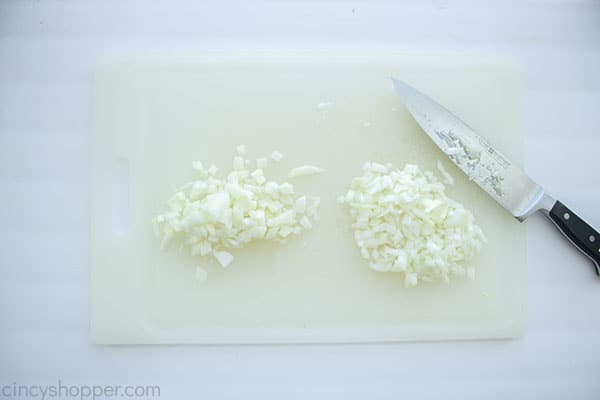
left=153, top=147, right=321, bottom=268
left=338, top=162, right=486, bottom=287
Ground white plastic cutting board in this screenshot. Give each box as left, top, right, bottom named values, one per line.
left=91, top=53, right=526, bottom=344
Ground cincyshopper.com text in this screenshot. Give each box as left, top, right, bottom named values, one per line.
left=1, top=381, right=160, bottom=399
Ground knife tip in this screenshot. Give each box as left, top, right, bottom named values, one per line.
left=391, top=77, right=407, bottom=89
left=391, top=78, right=413, bottom=100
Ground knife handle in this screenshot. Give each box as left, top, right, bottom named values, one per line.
left=548, top=201, right=600, bottom=275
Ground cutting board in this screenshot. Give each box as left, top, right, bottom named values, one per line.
left=91, top=53, right=526, bottom=344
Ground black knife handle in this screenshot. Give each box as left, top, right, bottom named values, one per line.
left=548, top=201, right=600, bottom=275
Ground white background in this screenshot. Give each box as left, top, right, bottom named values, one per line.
left=1, top=1, right=600, bottom=399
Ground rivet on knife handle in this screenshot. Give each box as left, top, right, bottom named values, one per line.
left=547, top=201, right=600, bottom=275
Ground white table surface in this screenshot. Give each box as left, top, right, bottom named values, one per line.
left=1, top=1, right=599, bottom=399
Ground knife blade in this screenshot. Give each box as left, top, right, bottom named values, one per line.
left=392, top=78, right=600, bottom=275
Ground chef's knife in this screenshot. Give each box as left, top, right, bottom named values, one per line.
left=392, top=79, right=600, bottom=274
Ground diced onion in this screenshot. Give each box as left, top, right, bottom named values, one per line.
left=270, top=151, right=283, bottom=161
left=153, top=146, right=321, bottom=269
left=317, top=101, right=333, bottom=110
left=436, top=160, right=455, bottom=185
left=339, top=162, right=486, bottom=287
left=288, top=165, right=323, bottom=178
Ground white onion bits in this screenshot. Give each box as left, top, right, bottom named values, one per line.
left=338, top=162, right=486, bottom=287
left=153, top=147, right=321, bottom=269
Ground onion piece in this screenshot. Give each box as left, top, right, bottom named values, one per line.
left=436, top=160, right=455, bottom=185
left=270, top=151, right=283, bottom=161
left=288, top=165, right=323, bottom=178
